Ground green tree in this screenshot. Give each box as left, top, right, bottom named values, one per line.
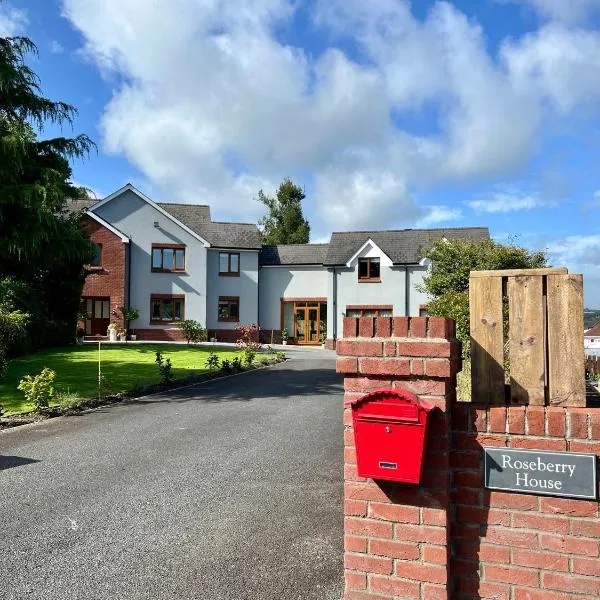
left=421, top=238, right=547, bottom=353
left=0, top=36, right=95, bottom=364
left=258, top=178, right=310, bottom=244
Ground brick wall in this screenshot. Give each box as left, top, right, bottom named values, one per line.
left=451, top=405, right=600, bottom=600
left=81, top=215, right=127, bottom=328
left=338, top=316, right=600, bottom=600
left=338, top=316, right=461, bottom=600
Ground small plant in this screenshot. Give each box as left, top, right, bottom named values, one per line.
left=56, top=390, right=81, bottom=410
left=281, top=328, right=289, bottom=343
left=107, top=322, right=118, bottom=333
left=179, top=319, right=208, bottom=344
left=155, top=351, right=173, bottom=384
left=231, top=356, right=243, bottom=371
left=18, top=367, right=56, bottom=410
left=242, top=347, right=256, bottom=366
left=122, top=307, right=140, bottom=322
left=276, top=351, right=286, bottom=361
left=221, top=358, right=232, bottom=373
left=266, top=345, right=275, bottom=355
left=205, top=352, right=220, bottom=370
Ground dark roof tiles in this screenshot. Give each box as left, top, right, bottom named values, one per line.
left=259, top=244, right=330, bottom=266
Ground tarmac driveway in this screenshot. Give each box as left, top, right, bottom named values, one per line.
left=0, top=350, right=343, bottom=600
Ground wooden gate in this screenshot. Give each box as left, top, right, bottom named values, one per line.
left=469, top=268, right=585, bottom=406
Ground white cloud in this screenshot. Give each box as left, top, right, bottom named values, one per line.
left=0, top=3, right=27, bottom=37
left=416, top=205, right=463, bottom=227
left=60, top=0, right=600, bottom=231
left=467, top=189, right=555, bottom=213
left=50, top=40, right=64, bottom=54
left=505, top=0, right=600, bottom=24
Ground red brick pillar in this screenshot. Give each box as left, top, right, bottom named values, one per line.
left=337, top=316, right=461, bottom=600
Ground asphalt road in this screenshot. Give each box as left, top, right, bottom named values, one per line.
left=0, top=351, right=343, bottom=600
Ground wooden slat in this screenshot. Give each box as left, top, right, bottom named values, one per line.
left=470, top=276, right=505, bottom=403
left=470, top=268, right=568, bottom=278
left=508, top=276, right=545, bottom=405
left=547, top=274, right=585, bottom=406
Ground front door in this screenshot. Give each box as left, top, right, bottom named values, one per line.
left=84, top=297, right=110, bottom=336
left=294, top=304, right=321, bottom=344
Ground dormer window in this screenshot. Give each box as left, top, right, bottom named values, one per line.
left=358, top=257, right=380, bottom=282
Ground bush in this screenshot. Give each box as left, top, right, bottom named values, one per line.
left=276, top=351, right=286, bottom=361
left=231, top=356, right=243, bottom=371
left=205, top=352, right=220, bottom=370
left=17, top=367, right=56, bottom=410
left=155, top=351, right=173, bottom=384
left=178, top=320, right=207, bottom=344
left=236, top=324, right=262, bottom=351
left=221, top=358, right=232, bottom=373
left=0, top=309, right=29, bottom=378
left=55, top=390, right=81, bottom=410
left=242, top=347, right=256, bottom=366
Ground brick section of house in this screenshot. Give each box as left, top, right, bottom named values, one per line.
left=81, top=215, right=127, bottom=330
left=451, top=405, right=600, bottom=600
left=338, top=316, right=600, bottom=599
left=337, top=316, right=461, bottom=600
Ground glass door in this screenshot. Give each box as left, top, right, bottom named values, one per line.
left=308, top=307, right=319, bottom=342
left=294, top=307, right=306, bottom=343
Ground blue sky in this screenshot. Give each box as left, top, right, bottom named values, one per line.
left=4, top=0, right=600, bottom=303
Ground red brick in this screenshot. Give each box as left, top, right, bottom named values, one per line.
left=369, top=539, right=420, bottom=560
left=394, top=561, right=447, bottom=584
left=428, top=316, right=453, bottom=339
left=571, top=518, right=600, bottom=538
left=489, top=407, right=507, bottom=433
left=344, top=590, right=389, bottom=600
left=345, top=570, right=367, bottom=591
left=514, top=588, right=573, bottom=600
left=409, top=317, right=427, bottom=338
left=540, top=534, right=599, bottom=557
left=484, top=528, right=538, bottom=548
left=337, top=340, right=383, bottom=357
left=453, top=404, right=471, bottom=431
left=359, top=358, right=410, bottom=376
left=383, top=341, right=396, bottom=357
left=425, top=359, right=452, bottom=378
left=392, top=317, right=409, bottom=337
left=569, top=440, right=600, bottom=456
left=423, top=584, right=447, bottom=600
left=345, top=482, right=391, bottom=503
left=452, top=522, right=481, bottom=541
left=344, top=377, right=392, bottom=392
left=345, top=535, right=368, bottom=553
left=477, top=582, right=510, bottom=600
left=368, top=503, right=419, bottom=523
left=359, top=317, right=375, bottom=338
left=410, top=359, right=424, bottom=376
left=509, top=437, right=567, bottom=451
left=540, top=497, right=598, bottom=518
left=397, top=379, right=450, bottom=396
left=569, top=409, right=589, bottom=438
left=368, top=575, right=419, bottom=598
left=376, top=317, right=391, bottom=337
left=423, top=545, right=447, bottom=564
left=547, top=408, right=566, bottom=437
left=453, top=433, right=506, bottom=451
left=450, top=452, right=481, bottom=470
left=345, top=517, right=393, bottom=539
left=508, top=406, right=526, bottom=434
left=474, top=408, right=487, bottom=432
left=543, top=572, right=600, bottom=596
left=572, top=556, right=600, bottom=576
left=511, top=512, right=569, bottom=534
left=526, top=406, right=546, bottom=435
left=344, top=464, right=365, bottom=482
left=479, top=543, right=510, bottom=563
left=485, top=491, right=538, bottom=510
left=344, top=446, right=357, bottom=465
left=422, top=508, right=446, bottom=526
left=485, top=564, right=539, bottom=587
left=511, top=549, right=568, bottom=571
left=453, top=470, right=483, bottom=488
left=398, top=341, right=452, bottom=358
left=591, top=412, right=600, bottom=440
left=344, top=553, right=393, bottom=575
left=343, top=317, right=358, bottom=338
left=393, top=525, right=446, bottom=544
left=337, top=357, right=359, bottom=374
left=345, top=500, right=367, bottom=517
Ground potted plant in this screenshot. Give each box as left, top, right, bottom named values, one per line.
left=76, top=326, right=85, bottom=345
left=319, top=321, right=327, bottom=347
left=107, top=322, right=118, bottom=342
left=117, top=328, right=127, bottom=342
left=122, top=307, right=140, bottom=341
left=281, top=328, right=289, bottom=345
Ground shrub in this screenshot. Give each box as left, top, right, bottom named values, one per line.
left=0, top=309, right=29, bottom=379
left=122, top=307, right=139, bottom=322
left=155, top=351, right=173, bottom=384
left=55, top=390, right=81, bottom=410
left=179, top=320, right=207, bottom=344
left=236, top=324, right=262, bottom=351
left=276, top=351, right=286, bottom=361
left=242, top=347, right=256, bottom=366
left=205, top=352, right=220, bottom=370
left=231, top=356, right=243, bottom=371
left=17, top=367, right=56, bottom=410
left=221, top=358, right=232, bottom=373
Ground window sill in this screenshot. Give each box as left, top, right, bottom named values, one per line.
left=151, top=269, right=187, bottom=274
left=218, top=272, right=240, bottom=277
left=358, top=279, right=381, bottom=283
left=149, top=320, right=183, bottom=325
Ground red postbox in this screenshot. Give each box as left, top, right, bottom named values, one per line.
left=350, top=389, right=432, bottom=483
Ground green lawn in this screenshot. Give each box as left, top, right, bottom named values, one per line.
left=0, top=344, right=247, bottom=415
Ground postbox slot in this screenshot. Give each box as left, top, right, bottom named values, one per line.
left=355, top=413, right=420, bottom=424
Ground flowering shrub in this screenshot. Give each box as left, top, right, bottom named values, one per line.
left=236, top=324, right=261, bottom=351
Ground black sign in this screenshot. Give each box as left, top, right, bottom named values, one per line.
left=484, top=448, right=597, bottom=500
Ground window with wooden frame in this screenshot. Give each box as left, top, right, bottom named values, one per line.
left=346, top=305, right=392, bottom=318
left=90, top=243, right=102, bottom=267
left=358, top=257, right=380, bottom=281
left=218, top=296, right=240, bottom=322
left=150, top=295, right=185, bottom=323
left=219, top=252, right=240, bottom=276
left=151, top=244, right=185, bottom=272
